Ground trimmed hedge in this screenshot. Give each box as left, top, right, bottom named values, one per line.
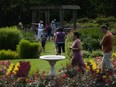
left=17, top=39, right=42, bottom=58
left=0, top=50, right=20, bottom=60
left=0, top=26, right=21, bottom=50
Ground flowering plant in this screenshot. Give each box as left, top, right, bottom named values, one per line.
left=0, top=61, right=31, bottom=87
left=0, top=57, right=116, bottom=87
left=24, top=57, right=116, bottom=87
left=112, top=52, right=116, bottom=58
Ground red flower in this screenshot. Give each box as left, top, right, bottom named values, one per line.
left=77, top=68, right=81, bottom=72
left=62, top=74, right=68, bottom=79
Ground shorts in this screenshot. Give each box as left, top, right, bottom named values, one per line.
left=102, top=52, right=113, bottom=69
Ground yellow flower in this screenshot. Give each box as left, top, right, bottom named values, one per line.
left=86, top=65, right=90, bottom=70
left=92, top=63, right=97, bottom=70
left=89, top=59, right=97, bottom=70
left=103, top=75, right=106, bottom=79
left=89, top=60, right=94, bottom=64
left=15, top=63, right=20, bottom=67
left=12, top=62, right=20, bottom=75
left=13, top=67, right=19, bottom=71
left=12, top=71, right=17, bottom=75
left=6, top=63, right=14, bottom=75
left=96, top=69, right=99, bottom=73
left=112, top=52, right=116, bottom=58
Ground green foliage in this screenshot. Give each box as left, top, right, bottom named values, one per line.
left=109, top=22, right=116, bottom=29
left=0, top=0, right=116, bottom=27
left=78, top=28, right=103, bottom=51
left=0, top=50, right=20, bottom=60
left=65, top=42, right=73, bottom=59
left=79, top=23, right=99, bottom=28
left=95, top=16, right=116, bottom=25
left=21, top=31, right=36, bottom=41
left=82, top=50, right=91, bottom=58
left=77, top=18, right=90, bottom=23
left=65, top=28, right=103, bottom=59
left=17, top=39, right=42, bottom=58
left=90, top=50, right=103, bottom=58
left=78, top=28, right=103, bottom=39
left=65, top=31, right=74, bottom=59
left=0, top=26, right=22, bottom=50
left=113, top=35, right=116, bottom=52
left=82, top=37, right=101, bottom=51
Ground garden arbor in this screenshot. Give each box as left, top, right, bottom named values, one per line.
left=31, top=5, right=80, bottom=29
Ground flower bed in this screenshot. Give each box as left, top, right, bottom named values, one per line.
left=0, top=57, right=116, bottom=87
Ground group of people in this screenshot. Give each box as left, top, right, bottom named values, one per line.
left=37, top=19, right=57, bottom=41
left=70, top=25, right=114, bottom=75
left=41, top=27, right=66, bottom=55
left=36, top=19, right=66, bottom=55
left=37, top=19, right=114, bottom=75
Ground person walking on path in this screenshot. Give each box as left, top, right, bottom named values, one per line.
left=53, top=29, right=59, bottom=55
left=45, top=22, right=52, bottom=41
left=56, top=28, right=65, bottom=55
left=70, top=32, right=86, bottom=73
left=37, top=20, right=44, bottom=40
left=51, top=19, right=57, bottom=34
left=40, top=30, right=47, bottom=52
left=100, top=25, right=114, bottom=75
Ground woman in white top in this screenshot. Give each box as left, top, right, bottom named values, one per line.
left=38, top=20, right=44, bottom=40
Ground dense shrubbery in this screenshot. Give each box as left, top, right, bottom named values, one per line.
left=79, top=23, right=99, bottom=28
left=95, top=16, right=116, bottom=25
left=17, top=39, right=42, bottom=58
left=21, top=30, right=36, bottom=41
left=78, top=28, right=103, bottom=51
left=66, top=28, right=103, bottom=51
left=77, top=18, right=90, bottom=23
left=65, top=28, right=104, bottom=59
left=0, top=50, right=20, bottom=60
left=90, top=50, right=103, bottom=58
left=83, top=50, right=103, bottom=58
left=82, top=50, right=91, bottom=58
left=0, top=26, right=21, bottom=50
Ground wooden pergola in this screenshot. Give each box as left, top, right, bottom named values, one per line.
left=31, top=5, right=80, bottom=29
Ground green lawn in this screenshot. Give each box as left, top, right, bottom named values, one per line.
left=10, top=41, right=91, bottom=75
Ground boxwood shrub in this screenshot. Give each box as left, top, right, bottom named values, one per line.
left=17, top=39, right=42, bottom=58
left=0, top=26, right=21, bottom=50
left=0, top=50, right=20, bottom=60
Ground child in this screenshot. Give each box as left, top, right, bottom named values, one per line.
left=41, top=30, right=47, bottom=52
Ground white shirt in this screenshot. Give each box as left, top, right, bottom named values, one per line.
left=38, top=23, right=43, bottom=29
